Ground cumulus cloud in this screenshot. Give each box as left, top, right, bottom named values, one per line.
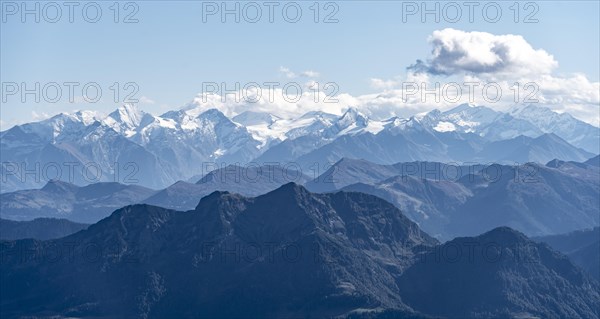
left=408, top=28, right=558, bottom=77
left=400, top=28, right=599, bottom=125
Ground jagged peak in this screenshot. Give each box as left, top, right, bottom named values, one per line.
left=45, top=110, right=100, bottom=126
left=426, top=108, right=442, bottom=117
left=109, top=103, right=144, bottom=122
left=339, top=107, right=368, bottom=122
left=197, top=109, right=239, bottom=128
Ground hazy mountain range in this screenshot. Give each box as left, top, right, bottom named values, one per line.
left=0, top=180, right=155, bottom=223
left=0, top=218, right=89, bottom=240
left=534, top=227, right=600, bottom=280
left=2, top=158, right=598, bottom=239
left=1, top=103, right=597, bottom=192
left=336, top=158, right=600, bottom=239
left=0, top=164, right=309, bottom=223
left=1, top=184, right=598, bottom=318
left=2, top=102, right=598, bottom=319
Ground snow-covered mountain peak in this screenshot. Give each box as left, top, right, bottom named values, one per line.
left=280, top=111, right=338, bottom=140
left=438, top=104, right=500, bottom=132
left=297, top=111, right=337, bottom=121
left=197, top=108, right=232, bottom=122
left=103, top=104, right=146, bottom=137
left=70, top=110, right=102, bottom=125
left=233, top=111, right=281, bottom=127
left=507, top=103, right=599, bottom=152
left=154, top=108, right=237, bottom=133
left=36, top=111, right=101, bottom=140
left=443, top=103, right=498, bottom=117
left=340, top=107, right=367, bottom=121
left=393, top=115, right=430, bottom=132
left=382, top=116, right=408, bottom=128
left=110, top=104, right=144, bottom=124
left=47, top=110, right=100, bottom=126
left=426, top=109, right=443, bottom=118
left=336, top=107, right=368, bottom=129
left=325, top=107, right=389, bottom=136
left=2, top=99, right=599, bottom=193
left=444, top=102, right=478, bottom=113
left=509, top=104, right=573, bottom=124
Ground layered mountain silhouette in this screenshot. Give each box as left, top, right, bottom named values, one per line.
left=478, top=133, right=594, bottom=163
left=535, top=227, right=600, bottom=280
left=305, top=158, right=481, bottom=193
left=328, top=158, right=600, bottom=239
left=3, top=158, right=598, bottom=240
left=397, top=227, right=600, bottom=319
left=0, top=165, right=310, bottom=221
left=0, top=184, right=436, bottom=318
left=1, top=185, right=597, bottom=318
left=586, top=155, right=600, bottom=166
left=0, top=180, right=156, bottom=223
left=143, top=164, right=309, bottom=211
left=0, top=218, right=89, bottom=240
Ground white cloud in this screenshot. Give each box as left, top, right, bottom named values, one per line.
left=279, top=66, right=296, bottom=78
left=5, top=30, right=596, bottom=129
left=279, top=66, right=321, bottom=79
left=409, top=28, right=558, bottom=77
left=139, top=96, right=156, bottom=104
left=400, top=28, right=599, bottom=125
left=31, top=110, right=51, bottom=121
left=370, top=78, right=398, bottom=90
left=184, top=67, right=599, bottom=126
left=300, top=70, right=320, bottom=78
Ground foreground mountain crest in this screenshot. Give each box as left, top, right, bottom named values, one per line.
left=2, top=184, right=598, bottom=319
left=398, top=226, right=600, bottom=319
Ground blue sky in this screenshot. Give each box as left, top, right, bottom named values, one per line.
left=1, top=1, right=599, bottom=128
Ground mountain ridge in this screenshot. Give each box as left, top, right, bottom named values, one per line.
left=1, top=184, right=597, bottom=318
left=1, top=103, right=598, bottom=192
